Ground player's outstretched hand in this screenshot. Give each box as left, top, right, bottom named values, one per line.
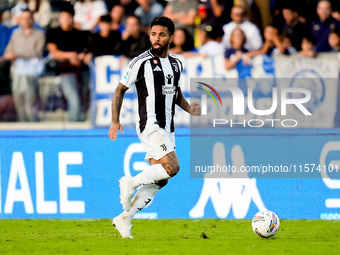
left=108, top=122, right=124, bottom=141
left=190, top=101, right=201, bottom=116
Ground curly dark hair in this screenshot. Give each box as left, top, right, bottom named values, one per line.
left=150, top=16, right=175, bottom=35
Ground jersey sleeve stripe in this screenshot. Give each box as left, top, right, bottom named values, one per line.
left=128, top=50, right=153, bottom=69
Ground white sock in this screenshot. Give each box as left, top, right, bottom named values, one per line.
left=119, top=210, right=133, bottom=224
left=133, top=164, right=170, bottom=187
left=127, top=184, right=161, bottom=218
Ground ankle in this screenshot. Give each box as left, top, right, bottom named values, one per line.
left=122, top=211, right=133, bottom=222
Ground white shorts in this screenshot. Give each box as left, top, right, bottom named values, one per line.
left=138, top=127, right=176, bottom=162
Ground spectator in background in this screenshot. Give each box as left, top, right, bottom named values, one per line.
left=311, top=0, right=340, bottom=52
left=74, top=0, right=108, bottom=31
left=281, top=3, right=309, bottom=51
left=121, top=15, right=150, bottom=58
left=280, top=35, right=297, bottom=55
left=271, top=0, right=286, bottom=34
left=196, top=24, right=224, bottom=57
left=295, top=0, right=318, bottom=25
left=0, top=10, right=16, bottom=122
left=181, top=23, right=224, bottom=58
left=224, top=27, right=249, bottom=70
left=89, top=14, right=123, bottom=57
left=9, top=2, right=43, bottom=39
left=169, top=27, right=194, bottom=54
left=163, top=0, right=198, bottom=38
left=328, top=27, right=340, bottom=51
left=275, top=0, right=319, bottom=26
left=110, top=4, right=125, bottom=33
left=201, top=0, right=233, bottom=26
left=46, top=4, right=92, bottom=121
left=134, top=0, right=163, bottom=29
left=4, top=9, right=45, bottom=121
left=261, top=26, right=297, bottom=55
left=10, top=2, right=28, bottom=26
left=17, top=0, right=52, bottom=28
left=222, top=5, right=263, bottom=51
left=120, top=0, right=139, bottom=17
left=299, top=35, right=317, bottom=57
left=0, top=10, right=9, bottom=58
left=237, top=0, right=272, bottom=32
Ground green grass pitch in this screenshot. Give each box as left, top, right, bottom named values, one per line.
left=0, top=219, right=339, bottom=255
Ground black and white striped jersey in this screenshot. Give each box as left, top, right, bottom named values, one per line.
left=120, top=49, right=183, bottom=133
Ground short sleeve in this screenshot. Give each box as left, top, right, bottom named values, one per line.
left=119, top=59, right=140, bottom=88
left=224, top=48, right=232, bottom=59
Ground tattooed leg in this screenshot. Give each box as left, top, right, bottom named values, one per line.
left=151, top=151, right=180, bottom=177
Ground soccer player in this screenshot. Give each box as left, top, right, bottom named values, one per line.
left=108, top=16, right=201, bottom=238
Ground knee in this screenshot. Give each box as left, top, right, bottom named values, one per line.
left=159, top=152, right=180, bottom=177
left=168, top=162, right=180, bottom=177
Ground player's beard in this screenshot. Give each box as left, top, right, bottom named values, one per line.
left=151, top=42, right=169, bottom=56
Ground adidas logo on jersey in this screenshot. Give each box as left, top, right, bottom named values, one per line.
left=153, top=66, right=162, bottom=71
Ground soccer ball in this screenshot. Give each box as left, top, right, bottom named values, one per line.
left=252, top=210, right=280, bottom=238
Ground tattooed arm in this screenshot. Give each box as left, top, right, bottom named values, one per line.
left=108, top=83, right=129, bottom=141
left=176, top=87, right=201, bottom=116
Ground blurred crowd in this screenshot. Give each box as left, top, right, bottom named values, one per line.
left=0, top=0, right=339, bottom=122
